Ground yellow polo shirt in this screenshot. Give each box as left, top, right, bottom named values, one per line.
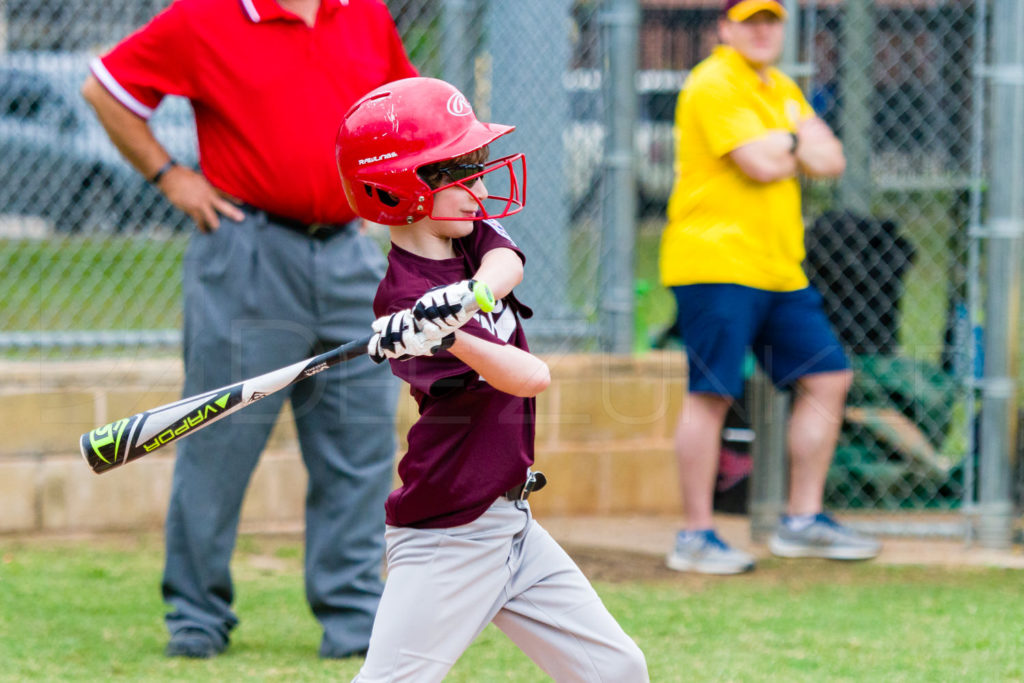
left=659, top=45, right=815, bottom=291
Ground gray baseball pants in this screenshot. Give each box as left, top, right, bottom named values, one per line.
left=163, top=212, right=398, bottom=657
left=354, top=498, right=649, bottom=682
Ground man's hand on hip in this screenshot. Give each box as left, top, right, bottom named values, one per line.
left=156, top=165, right=245, bottom=233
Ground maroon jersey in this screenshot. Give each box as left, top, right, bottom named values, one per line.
left=373, top=219, right=534, bottom=528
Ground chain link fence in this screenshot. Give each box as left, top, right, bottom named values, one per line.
left=1, top=1, right=1020, bottom=526
left=802, top=1, right=983, bottom=515
left=629, top=0, right=1022, bottom=530
left=0, top=0, right=604, bottom=353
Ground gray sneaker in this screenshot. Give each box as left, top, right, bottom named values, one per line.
left=769, top=513, right=881, bottom=560
left=666, top=530, right=756, bottom=575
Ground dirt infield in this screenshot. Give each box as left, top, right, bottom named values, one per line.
left=5, top=512, right=1022, bottom=574
left=542, top=513, right=1024, bottom=571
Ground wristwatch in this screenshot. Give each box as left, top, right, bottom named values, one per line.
left=149, top=158, right=178, bottom=185
left=788, top=132, right=799, bottom=155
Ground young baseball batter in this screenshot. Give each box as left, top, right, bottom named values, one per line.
left=335, top=77, right=648, bottom=682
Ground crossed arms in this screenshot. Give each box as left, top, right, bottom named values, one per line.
left=729, top=116, right=846, bottom=183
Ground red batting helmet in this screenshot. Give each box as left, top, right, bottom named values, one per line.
left=335, top=77, right=526, bottom=225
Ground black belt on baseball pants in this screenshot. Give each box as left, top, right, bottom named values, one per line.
left=240, top=202, right=354, bottom=241
left=504, top=471, right=547, bottom=502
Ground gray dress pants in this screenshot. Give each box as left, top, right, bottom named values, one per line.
left=163, top=211, right=398, bottom=656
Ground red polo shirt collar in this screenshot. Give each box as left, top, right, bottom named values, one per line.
left=239, top=0, right=346, bottom=23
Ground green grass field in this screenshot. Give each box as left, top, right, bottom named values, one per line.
left=0, top=234, right=187, bottom=336
left=1, top=534, right=1022, bottom=681
left=0, top=193, right=1003, bottom=360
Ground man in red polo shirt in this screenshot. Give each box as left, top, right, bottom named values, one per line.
left=81, top=0, right=416, bottom=660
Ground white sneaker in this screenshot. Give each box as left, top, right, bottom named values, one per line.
left=769, top=513, right=881, bottom=560
left=666, top=530, right=755, bottom=575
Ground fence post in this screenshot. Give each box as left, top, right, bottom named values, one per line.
left=440, top=0, right=477, bottom=93
left=976, top=0, right=1024, bottom=549
left=485, top=0, right=578, bottom=350
left=1, top=0, right=8, bottom=54
left=838, top=0, right=873, bottom=215
left=748, top=0, right=802, bottom=543
left=599, top=0, right=638, bottom=354
left=749, top=370, right=790, bottom=543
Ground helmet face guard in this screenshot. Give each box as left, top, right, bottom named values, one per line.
left=427, top=153, right=526, bottom=221
left=336, top=77, right=527, bottom=225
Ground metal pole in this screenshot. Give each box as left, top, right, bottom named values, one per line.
left=749, top=370, right=791, bottom=542
left=802, top=0, right=818, bottom=79
left=440, top=0, right=477, bottom=93
left=838, top=0, right=872, bottom=214
left=976, top=0, right=1024, bottom=548
left=485, top=0, right=578, bottom=351
left=778, top=0, right=805, bottom=80
left=598, top=0, right=638, bottom=353
left=0, top=0, right=8, bottom=54
left=749, top=0, right=802, bottom=541
left=963, top=0, right=990, bottom=543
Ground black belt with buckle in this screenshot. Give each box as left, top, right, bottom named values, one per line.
left=503, top=471, right=547, bottom=502
left=242, top=202, right=353, bottom=241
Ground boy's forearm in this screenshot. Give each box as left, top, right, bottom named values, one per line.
left=448, top=331, right=550, bottom=398
left=474, top=248, right=523, bottom=300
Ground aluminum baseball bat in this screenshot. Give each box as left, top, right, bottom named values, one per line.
left=80, top=281, right=496, bottom=474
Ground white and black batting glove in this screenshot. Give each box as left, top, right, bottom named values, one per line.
left=367, top=309, right=455, bottom=363
left=412, top=279, right=479, bottom=334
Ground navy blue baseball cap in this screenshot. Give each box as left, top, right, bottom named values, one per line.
left=723, top=0, right=788, bottom=21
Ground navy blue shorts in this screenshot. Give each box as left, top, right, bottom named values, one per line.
left=672, top=284, right=849, bottom=398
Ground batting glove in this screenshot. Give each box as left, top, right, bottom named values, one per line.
left=367, top=309, right=455, bottom=363
left=412, top=280, right=479, bottom=334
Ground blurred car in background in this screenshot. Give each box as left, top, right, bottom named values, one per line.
left=0, top=51, right=198, bottom=233
left=564, top=69, right=685, bottom=218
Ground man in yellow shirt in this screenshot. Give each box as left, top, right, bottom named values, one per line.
left=660, top=0, right=881, bottom=574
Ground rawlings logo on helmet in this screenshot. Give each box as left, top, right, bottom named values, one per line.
left=446, top=93, right=473, bottom=117
left=358, top=152, right=398, bottom=166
